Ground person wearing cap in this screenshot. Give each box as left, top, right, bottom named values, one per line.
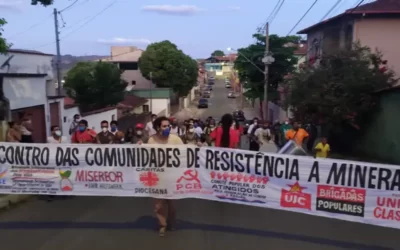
left=132, top=123, right=148, bottom=144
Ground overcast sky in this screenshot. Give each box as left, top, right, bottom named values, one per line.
left=1, top=0, right=368, bottom=58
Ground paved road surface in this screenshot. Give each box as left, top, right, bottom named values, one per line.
left=0, top=80, right=398, bottom=250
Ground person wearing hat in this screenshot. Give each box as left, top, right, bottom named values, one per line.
left=132, top=123, right=149, bottom=144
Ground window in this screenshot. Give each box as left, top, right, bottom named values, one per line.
left=131, top=80, right=136, bottom=85
left=143, top=105, right=149, bottom=113
left=119, top=62, right=138, bottom=70
left=111, top=115, right=115, bottom=121
left=63, top=116, right=67, bottom=123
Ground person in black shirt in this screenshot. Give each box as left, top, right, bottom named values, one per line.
left=96, top=120, right=115, bottom=144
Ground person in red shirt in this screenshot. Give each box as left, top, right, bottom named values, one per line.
left=210, top=113, right=239, bottom=148
left=71, top=119, right=96, bottom=144
left=232, top=119, right=243, bottom=136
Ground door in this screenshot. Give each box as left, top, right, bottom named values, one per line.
left=11, top=105, right=46, bottom=143
left=50, top=102, right=60, bottom=127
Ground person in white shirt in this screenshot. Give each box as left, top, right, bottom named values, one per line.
left=193, top=121, right=203, bottom=137
left=254, top=120, right=272, bottom=145
left=146, top=114, right=157, bottom=137
left=45, top=125, right=67, bottom=201
left=47, top=125, right=68, bottom=143
left=169, top=120, right=181, bottom=135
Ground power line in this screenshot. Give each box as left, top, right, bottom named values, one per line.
left=320, top=0, right=342, bottom=21
left=267, top=0, right=283, bottom=23
left=6, top=14, right=52, bottom=39
left=59, top=0, right=79, bottom=13
left=287, top=0, right=318, bottom=36
left=256, top=0, right=282, bottom=33
left=269, top=0, right=285, bottom=24
left=31, top=0, right=117, bottom=50
left=61, top=0, right=117, bottom=39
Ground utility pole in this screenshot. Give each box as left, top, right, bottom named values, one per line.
left=262, top=22, right=275, bottom=121
left=53, top=8, right=62, bottom=96
left=149, top=72, right=153, bottom=113
left=263, top=23, right=269, bottom=121
left=240, top=80, right=244, bottom=110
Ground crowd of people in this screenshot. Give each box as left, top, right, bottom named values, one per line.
left=5, top=111, right=331, bottom=237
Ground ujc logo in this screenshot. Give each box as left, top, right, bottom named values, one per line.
left=176, top=170, right=202, bottom=191
left=280, top=182, right=311, bottom=210
left=0, top=166, right=8, bottom=185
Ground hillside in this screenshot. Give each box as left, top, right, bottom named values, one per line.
left=55, top=54, right=108, bottom=77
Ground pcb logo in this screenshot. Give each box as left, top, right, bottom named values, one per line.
left=280, top=182, right=311, bottom=210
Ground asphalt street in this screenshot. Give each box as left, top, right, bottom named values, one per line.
left=0, top=80, right=398, bottom=250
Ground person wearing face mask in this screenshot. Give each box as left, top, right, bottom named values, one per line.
left=193, top=121, right=203, bottom=137
left=47, top=125, right=68, bottom=143
left=71, top=119, right=96, bottom=143
left=132, top=123, right=148, bottom=144
left=110, top=120, right=124, bottom=143
left=147, top=116, right=183, bottom=236
left=280, top=118, right=292, bottom=146
left=96, top=120, right=115, bottom=144
left=204, top=119, right=216, bottom=146
left=169, top=119, right=181, bottom=135
left=69, top=114, right=80, bottom=135
left=285, top=121, right=309, bottom=146
left=254, top=121, right=272, bottom=145
left=20, top=113, right=34, bottom=143
left=183, top=124, right=199, bottom=145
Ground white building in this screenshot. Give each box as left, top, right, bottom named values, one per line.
left=0, top=49, right=64, bottom=142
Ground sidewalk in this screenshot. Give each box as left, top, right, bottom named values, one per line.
left=235, top=95, right=260, bottom=119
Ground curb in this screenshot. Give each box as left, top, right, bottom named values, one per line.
left=0, top=195, right=32, bottom=210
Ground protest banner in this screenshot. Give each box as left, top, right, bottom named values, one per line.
left=0, top=142, right=399, bottom=229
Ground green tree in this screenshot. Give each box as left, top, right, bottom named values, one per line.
left=234, top=34, right=299, bottom=102
left=0, top=19, right=11, bottom=54
left=0, top=0, right=54, bottom=53
left=139, top=40, right=198, bottom=97
left=64, top=61, right=126, bottom=112
left=211, top=50, right=225, bottom=57
left=286, top=44, right=397, bottom=127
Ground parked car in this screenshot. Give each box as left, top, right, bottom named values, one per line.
left=209, top=76, right=215, bottom=81
left=198, top=98, right=208, bottom=108
left=208, top=81, right=214, bottom=85
left=227, top=92, right=235, bottom=98
left=204, top=90, right=211, bottom=95
left=233, top=110, right=246, bottom=122
left=203, top=92, right=210, bottom=98
left=207, top=85, right=212, bottom=91
left=225, top=83, right=231, bottom=88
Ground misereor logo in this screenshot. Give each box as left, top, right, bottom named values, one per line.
left=280, top=182, right=311, bottom=210
left=316, top=185, right=366, bottom=217
left=139, top=172, right=159, bottom=187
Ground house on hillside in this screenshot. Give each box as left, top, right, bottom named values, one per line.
left=63, top=94, right=147, bottom=137
left=127, top=88, right=172, bottom=116
left=204, top=54, right=237, bottom=76
left=102, top=46, right=155, bottom=90
left=297, top=0, right=400, bottom=78
left=0, top=49, right=64, bottom=142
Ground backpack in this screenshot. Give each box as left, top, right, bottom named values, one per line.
left=249, top=125, right=259, bottom=142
